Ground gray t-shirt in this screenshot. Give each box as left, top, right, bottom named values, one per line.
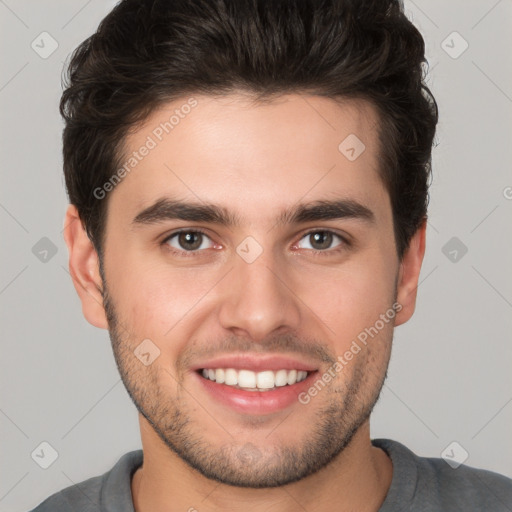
left=29, top=438, right=512, bottom=511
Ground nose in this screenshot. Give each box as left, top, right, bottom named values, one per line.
left=217, top=249, right=302, bottom=342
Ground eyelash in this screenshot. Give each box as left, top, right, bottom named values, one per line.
left=161, top=228, right=351, bottom=258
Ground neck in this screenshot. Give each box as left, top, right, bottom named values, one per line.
left=131, top=415, right=392, bottom=512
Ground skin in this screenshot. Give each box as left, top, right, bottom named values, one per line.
left=64, top=92, right=426, bottom=512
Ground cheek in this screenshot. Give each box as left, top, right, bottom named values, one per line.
left=126, top=275, right=194, bottom=337
left=297, top=256, right=397, bottom=345
left=114, top=259, right=221, bottom=351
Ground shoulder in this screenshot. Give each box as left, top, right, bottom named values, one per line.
left=29, top=474, right=104, bottom=512
left=28, top=450, right=143, bottom=512
left=420, top=453, right=512, bottom=509
left=373, top=438, right=512, bottom=511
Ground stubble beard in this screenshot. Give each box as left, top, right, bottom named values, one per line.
left=101, top=278, right=392, bottom=488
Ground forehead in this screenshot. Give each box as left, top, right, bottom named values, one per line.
left=109, top=92, right=388, bottom=226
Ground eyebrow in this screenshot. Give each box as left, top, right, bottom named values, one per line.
left=131, top=197, right=375, bottom=228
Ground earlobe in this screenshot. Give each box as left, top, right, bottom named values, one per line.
left=394, top=220, right=427, bottom=327
left=62, top=205, right=108, bottom=329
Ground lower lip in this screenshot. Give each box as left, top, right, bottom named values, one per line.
left=194, top=370, right=317, bottom=415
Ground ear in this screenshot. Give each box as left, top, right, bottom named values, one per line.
left=394, top=220, right=427, bottom=327
left=62, top=204, right=108, bottom=329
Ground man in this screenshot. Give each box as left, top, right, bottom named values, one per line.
left=31, top=0, right=512, bottom=510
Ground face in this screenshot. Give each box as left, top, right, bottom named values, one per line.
left=73, top=93, right=422, bottom=488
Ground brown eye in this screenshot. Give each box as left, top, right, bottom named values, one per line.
left=164, top=230, right=213, bottom=253
left=177, top=232, right=203, bottom=250
left=296, top=230, right=346, bottom=253
left=309, top=231, right=333, bottom=250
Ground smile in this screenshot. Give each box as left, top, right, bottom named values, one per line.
left=200, top=368, right=309, bottom=391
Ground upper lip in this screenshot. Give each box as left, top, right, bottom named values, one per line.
left=191, top=354, right=319, bottom=373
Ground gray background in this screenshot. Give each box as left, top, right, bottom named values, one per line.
left=1, top=0, right=511, bottom=510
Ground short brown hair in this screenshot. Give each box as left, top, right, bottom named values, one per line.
left=60, top=0, right=438, bottom=260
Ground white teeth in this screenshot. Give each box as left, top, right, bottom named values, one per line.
left=286, top=369, right=297, bottom=385
left=225, top=368, right=238, bottom=385
left=256, top=370, right=275, bottom=389
left=274, top=369, right=288, bottom=387
left=238, top=370, right=256, bottom=388
left=200, top=368, right=310, bottom=389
